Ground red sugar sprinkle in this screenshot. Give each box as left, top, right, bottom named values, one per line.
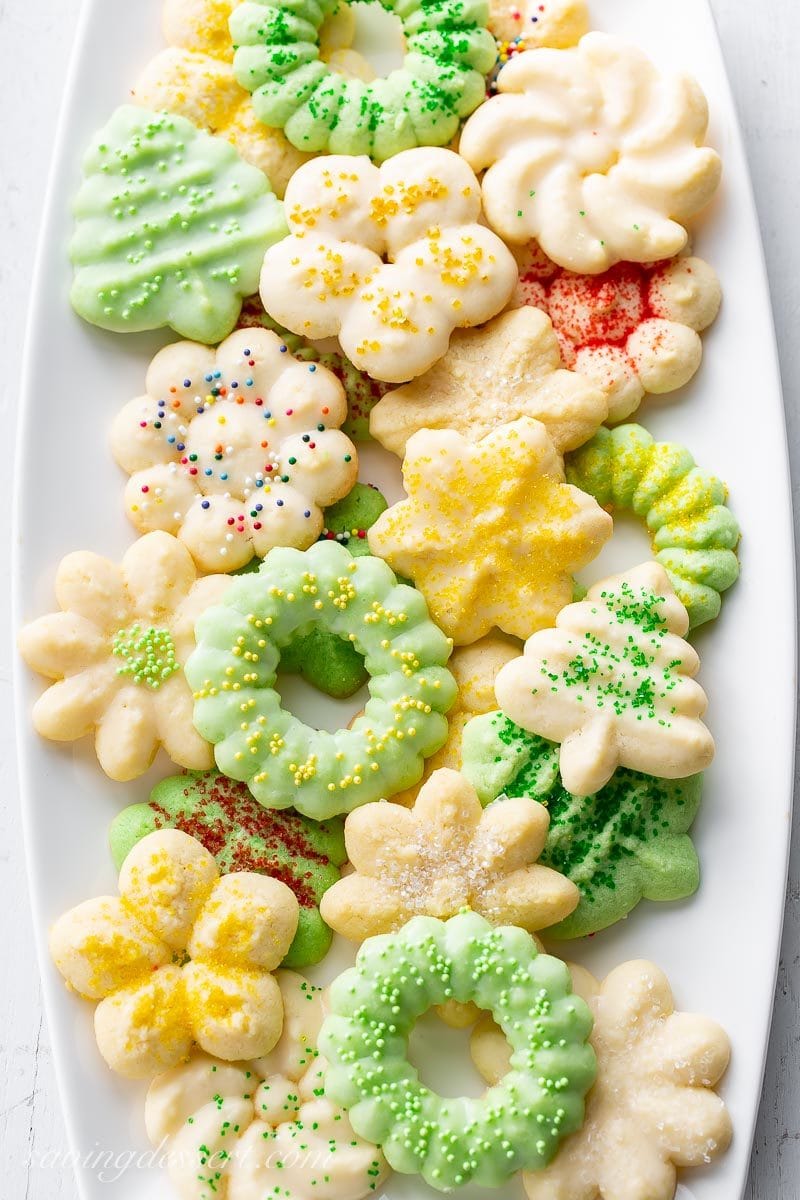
left=141, top=485, right=149, bottom=493
left=227, top=517, right=235, bottom=526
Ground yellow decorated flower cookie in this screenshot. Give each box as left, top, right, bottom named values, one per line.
left=49, top=829, right=298, bottom=1078
left=494, top=561, right=715, bottom=796
left=258, top=149, right=519, bottom=383
left=460, top=33, right=722, bottom=273
left=368, top=418, right=612, bottom=644
left=320, top=767, right=579, bottom=939
left=18, top=532, right=231, bottom=781
left=471, top=959, right=732, bottom=1200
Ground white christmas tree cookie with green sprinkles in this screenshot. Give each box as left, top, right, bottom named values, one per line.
left=258, top=148, right=519, bottom=383
left=494, top=561, right=715, bottom=796
left=70, top=105, right=287, bottom=343
left=319, top=910, right=597, bottom=1191
left=185, top=539, right=457, bottom=818
left=145, top=970, right=389, bottom=1199
left=110, top=326, right=359, bottom=572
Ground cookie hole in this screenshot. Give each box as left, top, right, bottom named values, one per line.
left=407, top=1011, right=488, bottom=1099
left=275, top=672, right=370, bottom=734
left=330, top=2, right=406, bottom=79
left=574, top=510, right=653, bottom=590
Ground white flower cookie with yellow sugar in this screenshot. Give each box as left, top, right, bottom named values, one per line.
left=258, top=148, right=518, bottom=383
left=460, top=32, right=722, bottom=273
left=49, top=829, right=299, bottom=1078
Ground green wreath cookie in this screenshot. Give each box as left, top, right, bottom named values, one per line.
left=320, top=911, right=596, bottom=1191
left=186, top=540, right=456, bottom=819
left=230, top=0, right=497, bottom=160
left=108, top=771, right=346, bottom=967
left=461, top=711, right=703, bottom=939
left=566, top=424, right=740, bottom=628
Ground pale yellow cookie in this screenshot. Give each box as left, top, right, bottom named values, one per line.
left=495, top=562, right=715, bottom=795
left=370, top=307, right=608, bottom=457
left=145, top=970, right=389, bottom=1200
left=489, top=0, right=589, bottom=49
left=368, top=418, right=612, bottom=644
left=320, top=767, right=579, bottom=940
left=471, top=959, right=732, bottom=1200
left=49, top=830, right=298, bottom=1077
left=460, top=33, right=722, bottom=272
left=18, top=531, right=231, bottom=781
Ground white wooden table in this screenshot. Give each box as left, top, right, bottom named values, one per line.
left=0, top=0, right=797, bottom=1195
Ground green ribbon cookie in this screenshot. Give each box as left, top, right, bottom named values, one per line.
left=186, top=539, right=456, bottom=819
left=231, top=0, right=497, bottom=160
left=461, top=711, right=703, bottom=938
left=70, top=106, right=287, bottom=342
left=108, top=771, right=346, bottom=967
left=320, top=911, right=596, bottom=1190
left=566, top=424, right=740, bottom=628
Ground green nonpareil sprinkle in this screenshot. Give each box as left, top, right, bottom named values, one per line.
left=111, top=623, right=178, bottom=689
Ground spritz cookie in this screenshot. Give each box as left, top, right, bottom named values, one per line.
left=18, top=532, right=230, bottom=781
left=258, top=149, right=518, bottom=382
left=49, top=829, right=298, bottom=1077
left=111, top=327, right=359, bottom=572
left=368, top=418, right=612, bottom=644
left=460, top=33, right=722, bottom=272
left=495, top=562, right=715, bottom=796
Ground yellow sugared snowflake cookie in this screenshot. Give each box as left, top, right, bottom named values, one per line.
left=369, top=306, right=608, bottom=457
left=258, top=149, right=518, bottom=383
left=472, top=959, right=732, bottom=1200
left=49, top=829, right=298, bottom=1077
left=18, top=531, right=230, bottom=781
left=460, top=33, right=722, bottom=273
left=110, top=327, right=358, bottom=572
left=320, top=767, right=579, bottom=939
left=368, top=418, right=611, bottom=644
left=495, top=561, right=715, bottom=796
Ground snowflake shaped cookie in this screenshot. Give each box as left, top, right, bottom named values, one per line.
left=472, top=959, right=732, bottom=1200
left=368, top=418, right=612, bottom=644
left=258, top=148, right=518, bottom=382
left=460, top=33, right=722, bottom=273
left=111, top=327, right=358, bottom=572
left=494, top=561, right=715, bottom=796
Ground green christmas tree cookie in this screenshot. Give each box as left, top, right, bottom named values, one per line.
left=70, top=106, right=287, bottom=343
left=109, top=771, right=346, bottom=967
left=461, top=712, right=702, bottom=939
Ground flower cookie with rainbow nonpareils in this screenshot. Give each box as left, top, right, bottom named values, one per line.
left=49, top=829, right=298, bottom=1077
left=368, top=418, right=612, bottom=644
left=460, top=33, right=722, bottom=273
left=495, top=562, right=716, bottom=797
left=515, top=243, right=722, bottom=421
left=258, top=148, right=519, bottom=382
left=471, top=960, right=732, bottom=1200
left=145, top=970, right=389, bottom=1200
left=110, top=327, right=358, bottom=572
left=18, top=532, right=230, bottom=781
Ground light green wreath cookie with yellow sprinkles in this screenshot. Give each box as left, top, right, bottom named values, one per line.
left=186, top=539, right=456, bottom=818
left=230, top=0, right=497, bottom=160
left=566, top=424, right=740, bottom=628
left=320, top=910, right=597, bottom=1191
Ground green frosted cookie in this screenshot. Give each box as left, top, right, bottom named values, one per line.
left=70, top=106, right=287, bottom=343
left=320, top=911, right=596, bottom=1190
left=186, top=539, right=456, bottom=819
left=566, top=424, right=740, bottom=628
left=108, top=770, right=346, bottom=967
left=461, top=711, right=703, bottom=939
left=231, top=0, right=496, bottom=162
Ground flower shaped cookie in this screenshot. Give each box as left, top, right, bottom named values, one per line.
left=369, top=306, right=608, bottom=457
left=489, top=0, right=589, bottom=52
left=516, top=243, right=722, bottom=421
left=495, top=562, right=715, bottom=796
left=320, top=767, right=579, bottom=939
left=18, top=532, right=230, bottom=781
left=258, top=148, right=519, bottom=382
left=145, top=969, right=389, bottom=1200
left=460, top=33, right=722, bottom=273
left=471, top=959, right=732, bottom=1200
left=49, top=829, right=299, bottom=1078
left=110, top=328, right=358, bottom=572
left=368, top=418, right=612, bottom=644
